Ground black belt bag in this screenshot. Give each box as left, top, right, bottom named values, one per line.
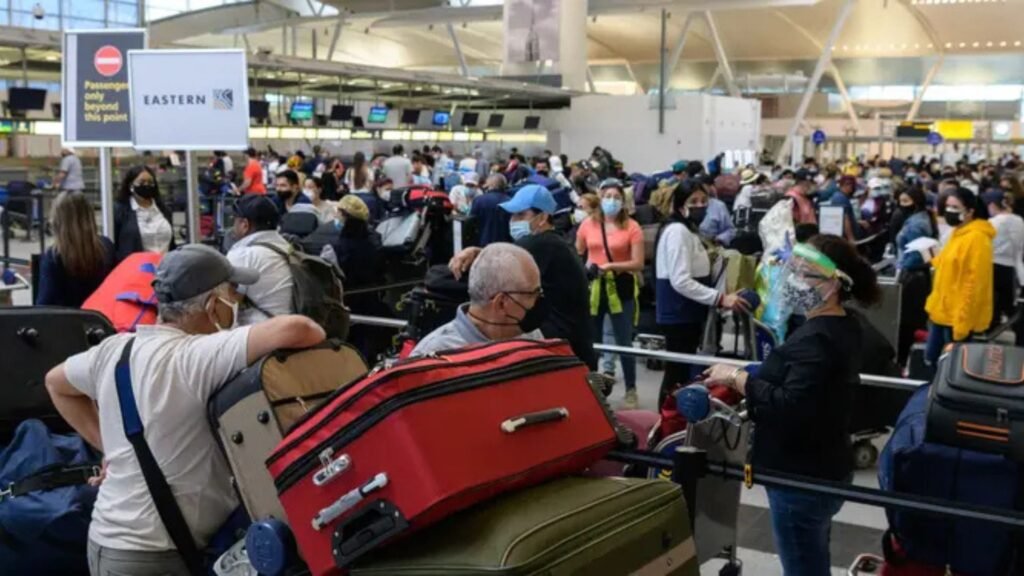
left=926, top=343, right=1024, bottom=461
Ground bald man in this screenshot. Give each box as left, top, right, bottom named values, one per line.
left=411, top=243, right=547, bottom=357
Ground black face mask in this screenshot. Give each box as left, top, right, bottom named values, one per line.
left=277, top=189, right=294, bottom=200
left=686, top=207, right=707, bottom=225
left=944, top=211, right=964, bottom=227
left=512, top=295, right=549, bottom=333
left=132, top=183, right=158, bottom=200
left=898, top=205, right=914, bottom=217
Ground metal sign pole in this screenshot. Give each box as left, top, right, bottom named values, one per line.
left=98, top=147, right=114, bottom=237
left=185, top=151, right=200, bottom=244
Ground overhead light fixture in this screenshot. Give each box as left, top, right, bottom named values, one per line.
left=1000, top=41, right=1008, bottom=47
left=45, top=55, right=57, bottom=61
left=972, top=41, right=980, bottom=47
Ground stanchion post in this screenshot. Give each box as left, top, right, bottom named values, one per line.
left=35, top=194, right=44, bottom=255
left=670, top=446, right=707, bottom=531
left=98, top=147, right=114, bottom=238
left=185, top=151, right=200, bottom=244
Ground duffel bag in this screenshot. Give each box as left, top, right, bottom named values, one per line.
left=376, top=212, right=423, bottom=251
left=879, top=383, right=1023, bottom=575
left=266, top=339, right=621, bottom=576
left=0, top=420, right=101, bottom=576
left=926, top=343, right=1024, bottom=460
left=81, top=252, right=162, bottom=332
left=208, top=341, right=367, bottom=521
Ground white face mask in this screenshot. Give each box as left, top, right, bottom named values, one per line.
left=303, top=188, right=315, bottom=200
left=378, top=188, right=392, bottom=201
left=573, top=208, right=588, bottom=224
left=213, top=297, right=239, bottom=332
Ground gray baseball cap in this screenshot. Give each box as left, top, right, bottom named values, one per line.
left=152, top=244, right=259, bottom=303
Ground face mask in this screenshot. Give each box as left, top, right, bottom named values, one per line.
left=133, top=183, right=158, bottom=200
left=303, top=188, right=315, bottom=200
left=944, top=210, right=964, bottom=227
left=378, top=189, right=391, bottom=201
left=686, top=206, right=707, bottom=225
left=509, top=220, right=533, bottom=241
left=506, top=294, right=548, bottom=333
left=277, top=189, right=293, bottom=200
left=814, top=174, right=826, bottom=186
left=601, top=198, right=622, bottom=218
left=334, top=219, right=344, bottom=231
left=573, top=209, right=588, bottom=224
left=213, top=297, right=239, bottom=332
left=781, top=274, right=829, bottom=315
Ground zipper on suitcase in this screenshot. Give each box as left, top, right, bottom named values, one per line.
left=267, top=340, right=565, bottom=467
left=936, top=394, right=1024, bottom=421
left=274, top=356, right=583, bottom=493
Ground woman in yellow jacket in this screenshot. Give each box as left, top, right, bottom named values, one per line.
left=924, top=186, right=995, bottom=371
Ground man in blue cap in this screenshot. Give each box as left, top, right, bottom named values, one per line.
left=450, top=184, right=596, bottom=369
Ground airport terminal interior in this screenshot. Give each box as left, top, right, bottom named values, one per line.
left=6, top=1, right=1024, bottom=575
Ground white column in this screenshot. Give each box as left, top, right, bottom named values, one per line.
left=779, top=0, right=855, bottom=166
left=907, top=55, right=944, bottom=122
left=558, top=0, right=588, bottom=90
left=702, top=12, right=739, bottom=98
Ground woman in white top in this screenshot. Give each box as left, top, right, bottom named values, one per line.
left=344, top=152, right=374, bottom=194
left=654, top=180, right=750, bottom=402
left=983, top=189, right=1024, bottom=328
left=303, top=176, right=339, bottom=224
left=113, top=166, right=174, bottom=262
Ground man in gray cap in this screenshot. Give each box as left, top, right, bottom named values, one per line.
left=45, top=244, right=325, bottom=575
left=227, top=194, right=295, bottom=325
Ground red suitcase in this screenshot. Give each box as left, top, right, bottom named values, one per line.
left=266, top=339, right=619, bottom=576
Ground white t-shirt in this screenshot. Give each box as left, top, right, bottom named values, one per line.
left=991, top=212, right=1024, bottom=284
left=130, top=197, right=173, bottom=255
left=226, top=230, right=295, bottom=325
left=344, top=166, right=373, bottom=193
left=64, top=324, right=252, bottom=551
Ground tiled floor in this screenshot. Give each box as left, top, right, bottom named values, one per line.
left=3, top=233, right=890, bottom=574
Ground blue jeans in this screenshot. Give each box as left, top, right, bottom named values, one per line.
left=601, top=316, right=617, bottom=375
left=924, top=323, right=953, bottom=375
left=766, top=487, right=844, bottom=576
left=592, top=298, right=636, bottom=391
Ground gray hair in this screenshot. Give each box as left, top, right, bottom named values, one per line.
left=485, top=173, right=507, bottom=191
left=468, top=243, right=537, bottom=306
left=157, top=282, right=230, bottom=324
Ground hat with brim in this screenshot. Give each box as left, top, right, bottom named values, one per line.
left=500, top=184, right=557, bottom=215
left=740, top=169, right=758, bottom=185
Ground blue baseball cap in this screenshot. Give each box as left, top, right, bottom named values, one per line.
left=500, top=184, right=557, bottom=215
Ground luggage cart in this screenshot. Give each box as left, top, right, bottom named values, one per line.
left=0, top=270, right=29, bottom=306
left=647, top=392, right=749, bottom=575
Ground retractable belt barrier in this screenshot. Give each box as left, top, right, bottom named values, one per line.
left=347, top=314, right=928, bottom=392
left=607, top=448, right=1024, bottom=532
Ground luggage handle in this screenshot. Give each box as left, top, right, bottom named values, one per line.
left=331, top=499, right=409, bottom=569
left=312, top=448, right=352, bottom=487
left=312, top=473, right=388, bottom=531
left=500, top=407, right=569, bottom=434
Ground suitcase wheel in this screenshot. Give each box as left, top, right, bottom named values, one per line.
left=852, top=440, right=879, bottom=470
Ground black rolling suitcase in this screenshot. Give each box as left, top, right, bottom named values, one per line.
left=926, top=343, right=1024, bottom=460
left=397, top=264, right=468, bottom=340
left=0, top=307, right=114, bottom=440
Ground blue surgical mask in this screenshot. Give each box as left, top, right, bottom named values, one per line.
left=601, top=198, right=622, bottom=218
left=509, top=220, right=532, bottom=241
left=334, top=219, right=344, bottom=231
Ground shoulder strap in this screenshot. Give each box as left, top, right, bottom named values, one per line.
left=254, top=241, right=291, bottom=261
left=599, top=220, right=615, bottom=263
left=114, top=339, right=204, bottom=576
left=2, top=463, right=101, bottom=502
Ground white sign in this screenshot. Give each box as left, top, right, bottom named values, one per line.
left=127, top=49, right=249, bottom=150
left=819, top=206, right=845, bottom=237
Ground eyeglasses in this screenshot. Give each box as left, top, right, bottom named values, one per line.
left=505, top=287, right=544, bottom=299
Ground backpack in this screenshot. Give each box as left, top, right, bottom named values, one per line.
left=253, top=242, right=350, bottom=341
left=81, top=252, right=162, bottom=332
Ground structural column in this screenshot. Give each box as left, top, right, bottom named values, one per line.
left=501, top=0, right=588, bottom=90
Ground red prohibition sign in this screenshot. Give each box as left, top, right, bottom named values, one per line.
left=94, top=45, right=123, bottom=77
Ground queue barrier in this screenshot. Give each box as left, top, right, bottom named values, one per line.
left=347, top=314, right=929, bottom=393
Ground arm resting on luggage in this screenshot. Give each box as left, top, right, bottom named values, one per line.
left=45, top=364, right=103, bottom=452
left=246, top=315, right=326, bottom=364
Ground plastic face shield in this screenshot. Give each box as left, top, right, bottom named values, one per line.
left=772, top=244, right=851, bottom=315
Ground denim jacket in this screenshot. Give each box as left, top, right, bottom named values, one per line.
left=896, top=211, right=935, bottom=271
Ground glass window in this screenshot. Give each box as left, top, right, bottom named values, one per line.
left=63, top=0, right=105, bottom=19
left=111, top=1, right=138, bottom=24
left=12, top=10, right=60, bottom=29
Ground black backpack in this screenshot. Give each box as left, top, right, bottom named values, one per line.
left=253, top=242, right=350, bottom=341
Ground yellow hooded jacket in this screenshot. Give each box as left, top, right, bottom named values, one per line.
left=925, top=218, right=996, bottom=341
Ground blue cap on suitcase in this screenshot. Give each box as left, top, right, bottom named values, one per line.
left=246, top=519, right=295, bottom=576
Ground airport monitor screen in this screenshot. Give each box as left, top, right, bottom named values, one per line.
left=330, top=104, right=353, bottom=121
left=367, top=105, right=389, bottom=123
left=8, top=88, right=46, bottom=111
left=432, top=110, right=450, bottom=126
left=400, top=109, right=421, bottom=124
left=461, top=112, right=479, bottom=127
left=249, top=100, right=270, bottom=119
left=524, top=115, right=541, bottom=130
left=289, top=101, right=314, bottom=121
left=487, top=113, right=504, bottom=128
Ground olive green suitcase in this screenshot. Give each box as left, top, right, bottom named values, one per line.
left=350, top=476, right=698, bottom=576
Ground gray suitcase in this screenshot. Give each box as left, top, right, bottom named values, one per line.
left=208, top=341, right=367, bottom=521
